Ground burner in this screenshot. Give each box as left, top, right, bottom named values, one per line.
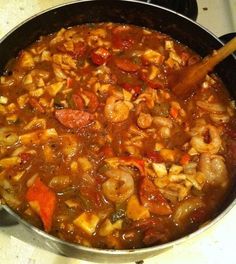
left=139, top=0, right=198, bottom=20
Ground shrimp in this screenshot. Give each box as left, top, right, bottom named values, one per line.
left=199, top=153, right=228, bottom=188
left=190, top=125, right=221, bottom=154
left=196, top=101, right=226, bottom=113
left=134, top=89, right=158, bottom=109
left=137, top=113, right=153, bottom=129
left=210, top=113, right=230, bottom=124
left=153, top=116, right=173, bottom=128
left=102, top=168, right=134, bottom=203
left=104, top=95, right=132, bottom=123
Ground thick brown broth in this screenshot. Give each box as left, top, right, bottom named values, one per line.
left=0, top=22, right=236, bottom=249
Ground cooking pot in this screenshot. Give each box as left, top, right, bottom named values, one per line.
left=0, top=0, right=236, bottom=262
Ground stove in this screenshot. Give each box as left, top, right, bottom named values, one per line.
left=0, top=1, right=236, bottom=264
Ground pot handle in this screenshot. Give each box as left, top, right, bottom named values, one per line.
left=0, top=204, right=19, bottom=226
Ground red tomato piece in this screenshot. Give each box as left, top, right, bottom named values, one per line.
left=29, top=98, right=45, bottom=113
left=179, top=153, right=190, bottom=165
left=190, top=207, right=207, bottom=224
left=26, top=177, right=56, bottom=232
left=146, top=151, right=163, bottom=163
left=170, top=106, right=179, bottom=119
left=140, top=70, right=164, bottom=90
left=122, top=83, right=141, bottom=98
left=20, top=152, right=32, bottom=164
left=139, top=177, right=172, bottom=215
left=56, top=42, right=86, bottom=59
left=91, top=47, right=111, bottom=65
left=115, top=58, right=139, bottom=72
left=112, top=35, right=134, bottom=50
left=55, top=109, right=94, bottom=129
left=79, top=186, right=102, bottom=208
left=73, top=42, right=86, bottom=58
left=99, top=145, right=114, bottom=158
left=72, top=94, right=84, bottom=110
left=119, top=156, right=146, bottom=176
left=66, top=77, right=74, bottom=88
left=83, top=91, right=99, bottom=113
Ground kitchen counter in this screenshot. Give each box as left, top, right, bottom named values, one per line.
left=0, top=1, right=236, bottom=264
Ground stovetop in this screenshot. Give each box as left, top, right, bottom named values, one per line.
left=139, top=0, right=198, bottom=20
left=0, top=1, right=236, bottom=264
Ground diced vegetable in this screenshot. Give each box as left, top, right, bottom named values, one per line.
left=61, top=134, right=78, bottom=159
left=17, top=94, right=29, bottom=108
left=0, top=128, right=19, bottom=146
left=0, top=96, right=8, bottom=105
left=99, top=218, right=122, bottom=236
left=115, top=58, right=139, bottom=72
left=91, top=47, right=111, bottom=65
left=146, top=151, right=163, bottom=163
left=29, top=88, right=44, bottom=97
left=152, top=163, right=167, bottom=177
left=127, top=195, right=150, bottom=221
left=65, top=199, right=80, bottom=208
left=46, top=81, right=65, bottom=96
left=19, top=129, right=58, bottom=145
left=169, top=164, right=183, bottom=175
left=12, top=171, right=25, bottom=181
left=0, top=157, right=21, bottom=168
left=29, top=98, right=45, bottom=113
left=179, top=153, right=190, bottom=165
left=19, top=51, right=35, bottom=68
left=78, top=157, right=92, bottom=172
left=142, top=49, right=164, bottom=65
left=26, top=177, right=56, bottom=232
left=160, top=149, right=176, bottom=162
left=49, top=176, right=71, bottom=189
left=73, top=212, right=99, bottom=235
left=24, top=117, right=46, bottom=130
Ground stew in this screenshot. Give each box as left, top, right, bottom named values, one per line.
left=0, top=22, right=235, bottom=249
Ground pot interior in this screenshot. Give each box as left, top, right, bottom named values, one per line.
left=0, top=0, right=236, bottom=262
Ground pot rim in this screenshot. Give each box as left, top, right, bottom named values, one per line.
left=0, top=0, right=227, bottom=49
left=1, top=0, right=236, bottom=257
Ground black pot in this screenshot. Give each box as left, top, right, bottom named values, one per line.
left=0, top=0, right=236, bottom=262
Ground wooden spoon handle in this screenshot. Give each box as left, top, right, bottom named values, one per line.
left=172, top=37, right=236, bottom=97
left=202, top=36, right=236, bottom=71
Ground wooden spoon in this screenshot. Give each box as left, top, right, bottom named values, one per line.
left=170, top=37, right=236, bottom=98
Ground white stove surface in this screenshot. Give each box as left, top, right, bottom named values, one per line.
left=0, top=1, right=236, bottom=264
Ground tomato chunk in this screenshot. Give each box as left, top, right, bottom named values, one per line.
left=99, top=145, right=114, bottom=158
left=140, top=70, right=164, bottom=89
left=179, top=153, right=190, bottom=165
left=120, top=157, right=146, bottom=176
left=113, top=35, right=134, bottom=50
left=55, top=109, right=94, bottom=129
left=115, top=58, right=139, bottom=72
left=146, top=151, right=163, bottom=163
left=73, top=42, right=86, bottom=58
left=139, top=177, right=172, bottom=215
left=26, top=177, right=56, bottom=232
left=122, top=83, right=141, bottom=98
left=29, top=98, right=45, bottom=113
left=83, top=91, right=99, bottom=113
left=91, top=47, right=111, bottom=65
left=72, top=94, right=84, bottom=110
left=20, top=152, right=32, bottom=164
